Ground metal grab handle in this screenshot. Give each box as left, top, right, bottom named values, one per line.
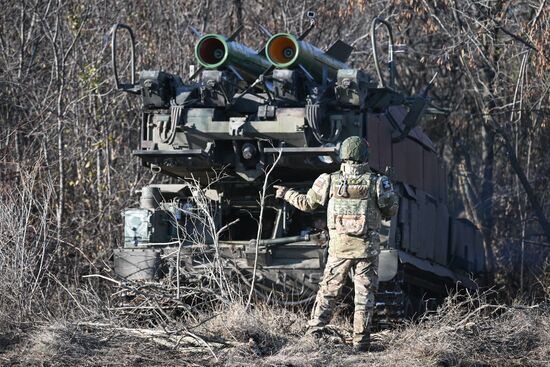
left=370, top=17, right=395, bottom=89
left=111, top=23, right=137, bottom=92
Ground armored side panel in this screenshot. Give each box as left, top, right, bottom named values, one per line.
left=367, top=110, right=454, bottom=268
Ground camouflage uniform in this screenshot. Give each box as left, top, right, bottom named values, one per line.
left=280, top=155, right=398, bottom=348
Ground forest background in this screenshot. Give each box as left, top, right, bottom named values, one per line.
left=0, top=1, right=549, bottom=364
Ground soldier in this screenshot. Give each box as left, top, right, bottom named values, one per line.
left=274, top=136, right=399, bottom=352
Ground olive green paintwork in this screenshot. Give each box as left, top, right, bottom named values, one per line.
left=195, top=34, right=271, bottom=82
left=265, top=33, right=350, bottom=82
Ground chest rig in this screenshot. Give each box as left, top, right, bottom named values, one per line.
left=326, top=164, right=381, bottom=236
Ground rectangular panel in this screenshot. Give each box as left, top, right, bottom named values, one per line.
left=416, top=191, right=427, bottom=259
left=393, top=138, right=424, bottom=189
left=410, top=192, right=423, bottom=256
left=388, top=216, right=398, bottom=248
left=434, top=204, right=449, bottom=265
left=378, top=114, right=393, bottom=171
left=415, top=190, right=433, bottom=260
left=408, top=141, right=424, bottom=189
left=424, top=196, right=437, bottom=260
left=398, top=195, right=408, bottom=224
left=366, top=113, right=381, bottom=171
left=392, top=139, right=408, bottom=183
left=399, top=197, right=410, bottom=251
left=435, top=157, right=443, bottom=200
left=423, top=149, right=437, bottom=198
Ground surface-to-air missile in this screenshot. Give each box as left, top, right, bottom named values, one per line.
left=110, top=18, right=487, bottom=326
left=265, top=33, right=352, bottom=82
left=194, top=27, right=271, bottom=83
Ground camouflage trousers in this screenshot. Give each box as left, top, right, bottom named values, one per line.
left=308, top=253, right=379, bottom=346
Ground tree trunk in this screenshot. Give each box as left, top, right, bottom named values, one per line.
left=479, top=122, right=495, bottom=273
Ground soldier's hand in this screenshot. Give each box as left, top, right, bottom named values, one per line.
left=273, top=185, right=288, bottom=199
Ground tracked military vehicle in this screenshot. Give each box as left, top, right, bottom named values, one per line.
left=111, top=17, right=487, bottom=324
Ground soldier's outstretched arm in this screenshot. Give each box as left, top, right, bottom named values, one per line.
left=375, top=175, right=399, bottom=218
left=274, top=173, right=331, bottom=212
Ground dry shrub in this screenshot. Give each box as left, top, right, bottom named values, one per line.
left=0, top=167, right=52, bottom=329
left=200, top=292, right=550, bottom=367
left=379, top=292, right=549, bottom=367
left=2, top=321, right=191, bottom=367
left=0, top=167, right=108, bottom=366
left=20, top=321, right=105, bottom=364
left=196, top=302, right=306, bottom=360
left=1, top=291, right=548, bottom=366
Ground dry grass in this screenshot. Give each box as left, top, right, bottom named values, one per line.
left=201, top=294, right=550, bottom=367
left=1, top=293, right=548, bottom=367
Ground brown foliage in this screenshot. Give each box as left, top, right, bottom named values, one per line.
left=0, top=0, right=548, bottom=327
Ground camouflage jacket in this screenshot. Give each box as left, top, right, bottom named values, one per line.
left=283, top=162, right=399, bottom=258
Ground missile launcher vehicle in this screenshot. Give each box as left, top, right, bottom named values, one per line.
left=111, top=17, right=487, bottom=324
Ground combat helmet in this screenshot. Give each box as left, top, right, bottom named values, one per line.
left=339, top=136, right=368, bottom=162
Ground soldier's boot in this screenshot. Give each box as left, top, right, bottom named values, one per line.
left=353, top=309, right=372, bottom=352
left=305, top=327, right=324, bottom=340
left=307, top=313, right=329, bottom=339
left=353, top=336, right=370, bottom=353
